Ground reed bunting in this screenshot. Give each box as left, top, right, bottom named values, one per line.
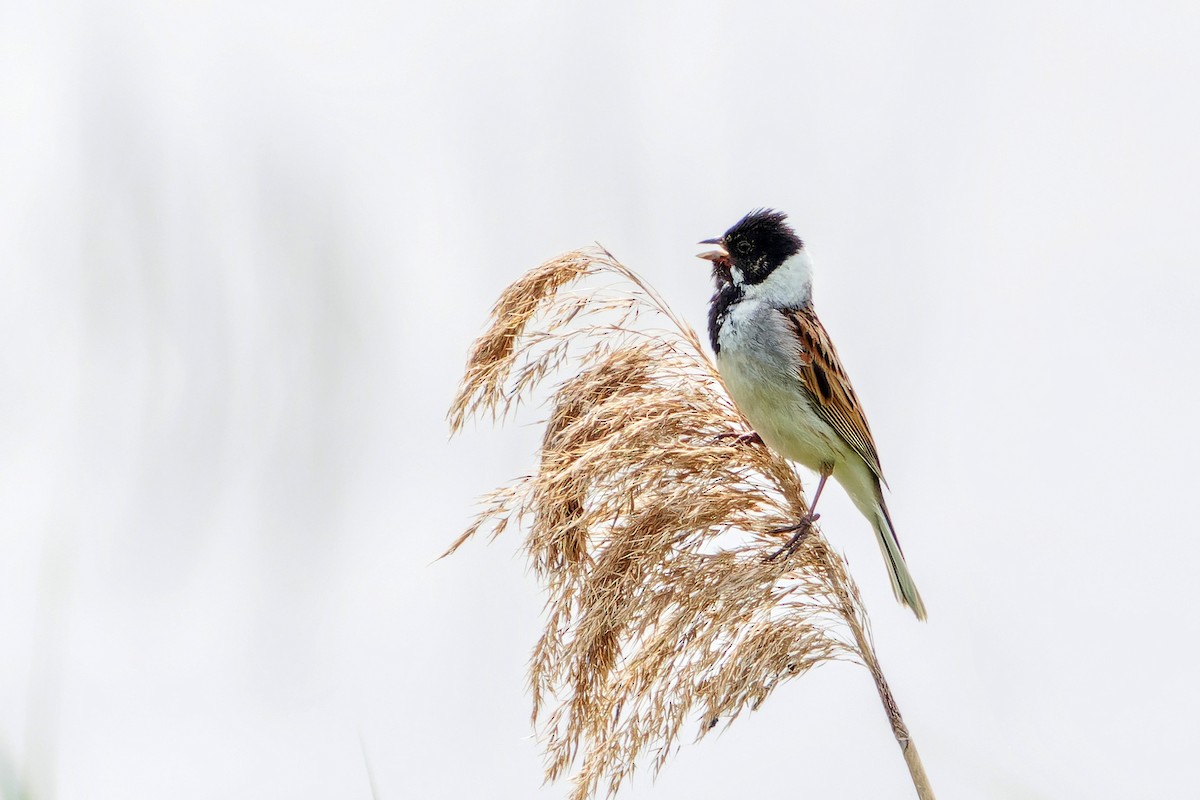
left=698, top=209, right=926, bottom=619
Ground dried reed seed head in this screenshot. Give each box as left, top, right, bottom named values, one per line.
left=533, top=348, right=662, bottom=575
left=448, top=251, right=594, bottom=432
left=449, top=248, right=879, bottom=800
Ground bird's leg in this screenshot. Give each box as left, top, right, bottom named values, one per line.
left=766, top=469, right=831, bottom=561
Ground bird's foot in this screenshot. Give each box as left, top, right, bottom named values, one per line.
left=764, top=513, right=820, bottom=562
left=714, top=430, right=764, bottom=447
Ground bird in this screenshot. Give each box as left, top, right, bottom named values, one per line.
left=697, top=209, right=927, bottom=620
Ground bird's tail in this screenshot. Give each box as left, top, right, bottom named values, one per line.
left=871, top=494, right=927, bottom=621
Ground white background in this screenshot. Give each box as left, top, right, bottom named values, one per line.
left=3, top=1, right=1199, bottom=798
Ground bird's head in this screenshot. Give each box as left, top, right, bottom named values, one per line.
left=697, top=209, right=804, bottom=287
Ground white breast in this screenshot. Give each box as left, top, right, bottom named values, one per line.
left=715, top=299, right=848, bottom=473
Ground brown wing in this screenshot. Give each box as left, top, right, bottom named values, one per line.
left=782, top=306, right=886, bottom=482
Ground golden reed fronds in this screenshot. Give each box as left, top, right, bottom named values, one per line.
left=447, top=248, right=934, bottom=800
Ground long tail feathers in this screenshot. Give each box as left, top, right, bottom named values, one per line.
left=873, top=497, right=927, bottom=621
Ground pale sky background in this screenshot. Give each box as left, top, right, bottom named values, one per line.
left=3, top=1, right=1199, bottom=798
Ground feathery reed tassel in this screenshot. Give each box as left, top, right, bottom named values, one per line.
left=447, top=247, right=934, bottom=800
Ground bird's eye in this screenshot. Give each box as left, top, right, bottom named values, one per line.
left=736, top=240, right=752, bottom=255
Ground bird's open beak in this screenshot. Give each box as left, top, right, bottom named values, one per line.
left=696, top=238, right=728, bottom=262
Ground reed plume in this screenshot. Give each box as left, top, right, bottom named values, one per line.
left=447, top=247, right=934, bottom=799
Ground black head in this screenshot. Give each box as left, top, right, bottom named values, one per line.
left=699, top=209, right=803, bottom=286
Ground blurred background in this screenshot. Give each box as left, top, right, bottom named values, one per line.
left=3, top=1, right=1199, bottom=797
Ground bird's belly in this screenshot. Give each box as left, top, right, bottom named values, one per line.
left=716, top=348, right=844, bottom=472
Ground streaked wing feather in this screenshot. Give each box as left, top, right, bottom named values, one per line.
left=781, top=306, right=885, bottom=481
